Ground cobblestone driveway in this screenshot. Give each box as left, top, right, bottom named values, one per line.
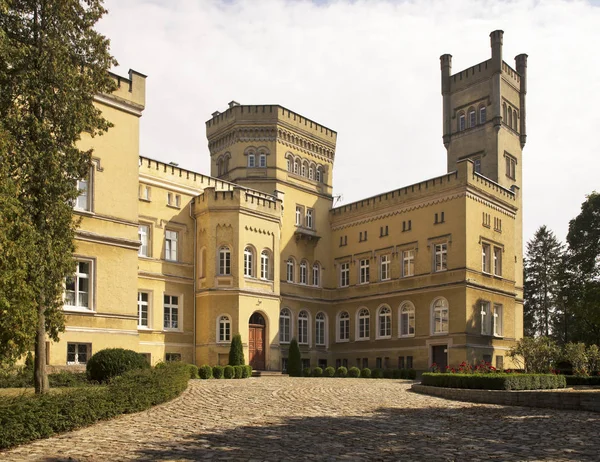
left=1, top=377, right=599, bottom=461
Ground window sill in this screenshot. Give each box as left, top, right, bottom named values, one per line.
left=376, top=336, right=392, bottom=340
left=336, top=339, right=350, bottom=343
left=162, top=328, right=182, bottom=333
left=433, top=269, right=448, bottom=273
left=217, top=340, right=230, bottom=345
left=137, top=326, right=152, bottom=331
left=399, top=334, right=415, bottom=338
left=432, top=331, right=448, bottom=336
left=402, top=274, right=415, bottom=278
left=166, top=204, right=181, bottom=210
left=63, top=306, right=95, bottom=314
left=356, top=337, right=370, bottom=342
left=74, top=209, right=95, bottom=217
left=139, top=198, right=151, bottom=203
left=138, top=254, right=152, bottom=260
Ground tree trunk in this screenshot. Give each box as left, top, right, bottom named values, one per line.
left=34, top=304, right=48, bottom=394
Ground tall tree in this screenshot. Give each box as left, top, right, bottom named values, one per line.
left=0, top=0, right=116, bottom=392
left=565, top=192, right=600, bottom=345
left=524, top=225, right=564, bottom=337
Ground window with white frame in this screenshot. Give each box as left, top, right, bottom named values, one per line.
left=482, top=243, right=491, bottom=273
left=294, top=160, right=300, bottom=174
left=380, top=254, right=390, bottom=281
left=165, top=230, right=178, bottom=261
left=505, top=154, right=516, bottom=180
left=138, top=224, right=150, bottom=257
left=279, top=308, right=291, bottom=343
left=493, top=304, right=503, bottom=336
left=244, top=247, right=254, bottom=277
left=340, top=262, right=350, bottom=287
left=308, top=167, right=314, bottom=180
left=469, top=109, right=476, bottom=128
left=75, top=177, right=91, bottom=211
left=298, top=311, right=309, bottom=344
left=432, top=298, right=449, bottom=334
left=473, top=158, right=482, bottom=174
left=338, top=311, right=350, bottom=341
left=358, top=308, right=370, bottom=340
left=301, top=163, right=307, bottom=177
left=248, top=153, right=256, bottom=168
left=399, top=302, right=415, bottom=337
left=494, top=247, right=502, bottom=276
left=312, top=263, right=320, bottom=287
left=402, top=250, right=415, bottom=277
left=286, top=259, right=295, bottom=283
left=316, top=312, right=326, bottom=346
left=434, top=243, right=447, bottom=272
left=218, top=315, right=231, bottom=342
left=139, top=184, right=151, bottom=201
left=67, top=343, right=90, bottom=365
left=479, top=105, right=486, bottom=124
left=306, top=208, right=314, bottom=229
left=299, top=261, right=307, bottom=284
left=138, top=292, right=149, bottom=328
left=287, top=158, right=292, bottom=172
left=65, top=259, right=92, bottom=310
left=219, top=247, right=231, bottom=275
left=481, top=301, right=492, bottom=336
left=163, top=295, right=179, bottom=330
left=259, top=154, right=267, bottom=168
left=295, top=205, right=302, bottom=226
left=316, top=167, right=322, bottom=183
left=260, top=250, right=270, bottom=280
left=458, top=113, right=465, bottom=131
left=359, top=258, right=370, bottom=284
left=378, top=306, right=392, bottom=338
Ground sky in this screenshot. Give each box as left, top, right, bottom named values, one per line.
left=98, top=0, right=600, bottom=245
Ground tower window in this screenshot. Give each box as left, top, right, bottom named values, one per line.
left=248, top=153, right=255, bottom=168
left=479, top=106, right=486, bottom=124
left=473, top=158, right=482, bottom=173
left=259, top=154, right=267, bottom=168
left=469, top=109, right=476, bottom=128
left=513, top=109, right=518, bottom=131
left=505, top=154, right=516, bottom=180
left=458, top=113, right=465, bottom=131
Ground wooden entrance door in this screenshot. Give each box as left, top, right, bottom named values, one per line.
left=249, top=312, right=266, bottom=370
left=431, top=345, right=448, bottom=371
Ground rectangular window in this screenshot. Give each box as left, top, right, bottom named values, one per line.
left=138, top=224, right=150, bottom=257
left=480, top=106, right=486, bottom=124
left=403, top=220, right=412, bottom=232
left=459, top=114, right=465, bottom=131
left=469, top=110, right=476, bottom=128
left=434, top=306, right=449, bottom=333
left=482, top=243, right=491, bottom=273
left=139, top=184, right=151, bottom=201
left=219, top=248, right=231, bottom=275
left=494, top=247, right=502, bottom=276
left=75, top=177, right=91, bottom=212
left=380, top=254, right=390, bottom=281
left=165, top=230, right=178, bottom=261
left=299, top=263, right=307, bottom=284
left=376, top=357, right=382, bottom=369
left=406, top=356, right=413, bottom=369
left=359, top=231, right=368, bottom=242
left=286, top=260, right=294, bottom=283
left=306, top=209, right=314, bottom=229
left=434, top=243, right=447, bottom=272
left=67, top=343, right=90, bottom=365
left=340, top=262, right=350, bottom=287
left=362, top=358, right=368, bottom=369
left=493, top=304, right=503, bottom=336
left=166, top=353, right=181, bottom=362
left=335, top=359, right=341, bottom=369
left=138, top=292, right=149, bottom=328
left=65, top=259, right=92, bottom=310
left=505, top=154, right=516, bottom=180
left=402, top=250, right=415, bottom=277
left=398, top=356, right=405, bottom=369
left=259, top=154, right=267, bottom=168
left=380, top=225, right=389, bottom=237
left=473, top=158, right=482, bottom=173
left=248, top=154, right=256, bottom=168
left=163, top=295, right=179, bottom=330
left=482, top=212, right=491, bottom=227
left=481, top=301, right=492, bottom=335
left=295, top=205, right=302, bottom=226
left=359, top=259, right=370, bottom=284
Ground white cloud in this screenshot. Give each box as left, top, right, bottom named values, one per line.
left=98, top=0, right=600, bottom=244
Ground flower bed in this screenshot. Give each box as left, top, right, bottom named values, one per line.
left=421, top=372, right=566, bottom=390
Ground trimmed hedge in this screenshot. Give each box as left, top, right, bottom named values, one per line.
left=0, top=362, right=190, bottom=450
left=242, top=365, right=252, bottom=378
left=360, top=368, right=371, bottom=378
left=48, top=371, right=91, bottom=388
left=233, top=365, right=243, bottom=379
left=86, top=348, right=149, bottom=383
left=223, top=365, right=235, bottom=379
left=323, top=366, right=335, bottom=377
left=312, top=367, right=323, bottom=377
left=348, top=367, right=361, bottom=378
left=187, top=364, right=199, bottom=379
left=198, top=365, right=213, bottom=380
left=421, top=373, right=567, bottom=390
left=212, top=365, right=224, bottom=379
left=336, top=366, right=348, bottom=378
left=302, top=367, right=311, bottom=377
left=565, top=375, right=600, bottom=386
left=371, top=368, right=383, bottom=379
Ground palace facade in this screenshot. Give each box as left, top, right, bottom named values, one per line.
left=52, top=30, right=526, bottom=372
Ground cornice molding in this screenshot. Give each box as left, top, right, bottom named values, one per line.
left=75, top=230, right=140, bottom=250
left=93, top=94, right=143, bottom=117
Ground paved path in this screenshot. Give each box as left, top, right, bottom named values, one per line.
left=1, top=377, right=599, bottom=461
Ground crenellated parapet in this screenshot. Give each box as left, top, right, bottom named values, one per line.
left=194, top=187, right=282, bottom=221
left=95, top=69, right=146, bottom=117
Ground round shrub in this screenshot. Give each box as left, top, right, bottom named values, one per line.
left=233, top=365, right=243, bottom=379
left=392, top=369, right=402, bottom=379
left=372, top=368, right=384, bottom=379
left=336, top=366, right=348, bottom=378
left=383, top=368, right=394, bottom=379
left=407, top=369, right=417, bottom=380
left=302, top=367, right=312, bottom=377
left=198, top=365, right=212, bottom=380
left=223, top=365, right=235, bottom=379
left=242, top=365, right=252, bottom=378
left=323, top=366, right=335, bottom=377
left=86, top=348, right=149, bottom=383
left=312, top=367, right=323, bottom=377
left=360, top=367, right=372, bottom=378
left=348, top=367, right=361, bottom=378
left=212, top=365, right=224, bottom=379
left=187, top=364, right=199, bottom=379
left=400, top=369, right=408, bottom=379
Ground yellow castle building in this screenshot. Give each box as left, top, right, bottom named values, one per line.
left=51, top=30, right=526, bottom=373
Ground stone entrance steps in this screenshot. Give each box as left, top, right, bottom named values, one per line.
left=252, top=370, right=288, bottom=378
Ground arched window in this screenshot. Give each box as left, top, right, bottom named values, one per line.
left=308, top=166, right=314, bottom=180
left=243, top=246, right=254, bottom=277
left=298, top=310, right=309, bottom=345
left=248, top=153, right=256, bottom=168
left=260, top=250, right=270, bottom=280
left=503, top=103, right=508, bottom=124
left=279, top=308, right=291, bottom=343
left=508, top=108, right=512, bottom=128
left=294, top=160, right=300, bottom=174
left=219, top=247, right=231, bottom=275
left=287, top=158, right=292, bottom=172
left=301, top=162, right=307, bottom=177
left=479, top=105, right=486, bottom=124
left=217, top=158, right=223, bottom=176
left=432, top=298, right=449, bottom=334
left=377, top=306, right=392, bottom=339
left=259, top=153, right=267, bottom=168
left=312, top=263, right=320, bottom=287
left=315, top=312, right=326, bottom=346
left=468, top=108, right=476, bottom=128
left=316, top=167, right=322, bottom=183
left=458, top=112, right=465, bottom=131
left=199, top=247, right=206, bottom=278
left=338, top=311, right=350, bottom=341
left=299, top=260, right=308, bottom=284
left=357, top=308, right=370, bottom=340
left=513, top=109, right=518, bottom=131
left=399, top=302, right=415, bottom=337
left=286, top=258, right=295, bottom=283
left=218, top=315, right=231, bottom=342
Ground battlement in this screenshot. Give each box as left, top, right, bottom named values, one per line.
left=104, top=69, right=146, bottom=110
left=195, top=187, right=282, bottom=219
left=449, top=59, right=494, bottom=92
left=501, top=61, right=521, bottom=86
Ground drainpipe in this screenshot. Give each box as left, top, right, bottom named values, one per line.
left=190, top=199, right=197, bottom=365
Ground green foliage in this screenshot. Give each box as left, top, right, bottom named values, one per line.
left=383, top=368, right=393, bottom=379
left=565, top=375, right=600, bottom=386
left=48, top=371, right=90, bottom=388
left=335, top=366, right=348, bottom=378
left=312, top=367, right=323, bottom=377
left=228, top=334, right=245, bottom=366
left=371, top=368, right=383, bottom=379
left=0, top=366, right=33, bottom=388
left=563, top=343, right=589, bottom=376
left=233, top=365, right=243, bottom=379
left=587, top=344, right=600, bottom=373
left=360, top=368, right=371, bottom=378
left=348, top=367, right=361, bottom=378
left=0, top=362, right=189, bottom=449
left=508, top=337, right=560, bottom=373
left=421, top=372, right=566, bottom=390
left=323, top=366, right=335, bottom=377
left=391, top=369, right=402, bottom=379
left=301, top=367, right=311, bottom=377
left=212, top=365, right=224, bottom=379
left=223, top=365, right=234, bottom=379
left=399, top=369, right=408, bottom=379
left=86, top=349, right=150, bottom=383
left=198, top=365, right=212, bottom=380
left=287, top=338, right=302, bottom=377
left=242, top=365, right=252, bottom=378
left=186, top=364, right=199, bottom=379
left=407, top=369, right=417, bottom=380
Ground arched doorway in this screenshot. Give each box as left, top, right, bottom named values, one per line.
left=249, top=312, right=266, bottom=370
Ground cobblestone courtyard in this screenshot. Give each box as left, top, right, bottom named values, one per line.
left=1, top=377, right=599, bottom=461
